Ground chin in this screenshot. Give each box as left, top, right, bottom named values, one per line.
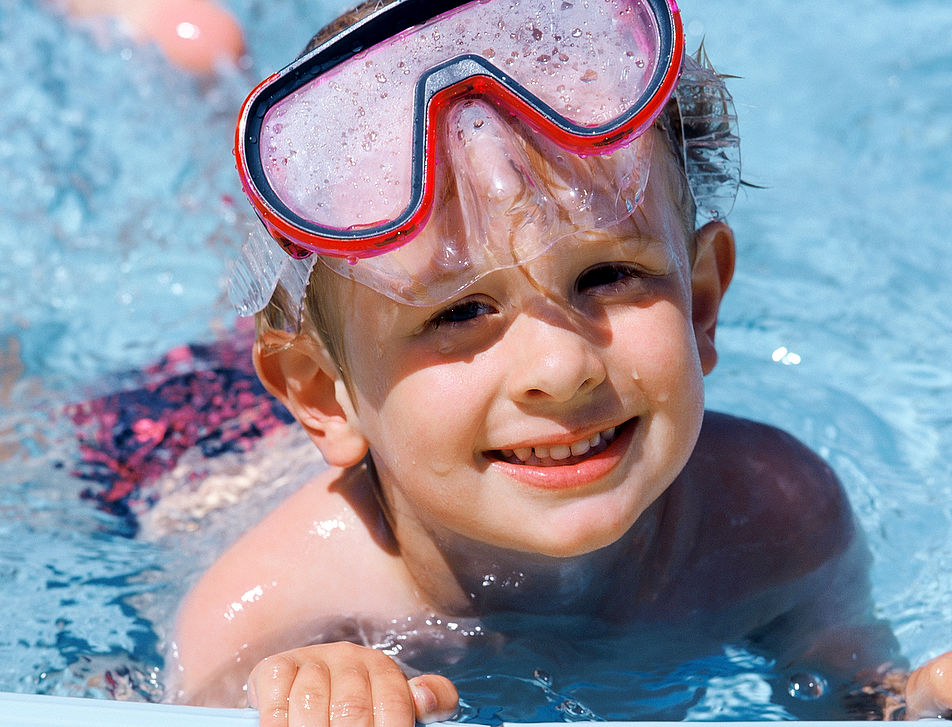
left=505, top=509, right=640, bottom=559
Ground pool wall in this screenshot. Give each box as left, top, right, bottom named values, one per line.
left=0, top=691, right=919, bottom=727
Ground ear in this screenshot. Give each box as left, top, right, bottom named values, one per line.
left=690, top=221, right=736, bottom=375
left=253, top=331, right=368, bottom=467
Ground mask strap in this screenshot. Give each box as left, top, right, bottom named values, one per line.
left=228, top=221, right=315, bottom=329
left=676, top=52, right=742, bottom=224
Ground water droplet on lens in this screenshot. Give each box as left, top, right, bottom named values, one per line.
left=788, top=672, right=827, bottom=700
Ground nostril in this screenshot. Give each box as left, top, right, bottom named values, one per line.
left=521, top=373, right=600, bottom=404
left=506, top=320, right=607, bottom=403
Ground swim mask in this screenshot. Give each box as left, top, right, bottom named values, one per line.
left=229, top=0, right=740, bottom=316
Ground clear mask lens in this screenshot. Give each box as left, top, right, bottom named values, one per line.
left=319, top=99, right=654, bottom=305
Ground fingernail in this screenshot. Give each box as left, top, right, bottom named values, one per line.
left=410, top=682, right=438, bottom=719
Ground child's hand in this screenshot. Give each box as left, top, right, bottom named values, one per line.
left=247, top=641, right=459, bottom=727
left=904, top=651, right=952, bottom=719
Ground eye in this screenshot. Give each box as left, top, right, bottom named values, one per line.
left=428, top=297, right=498, bottom=329
left=576, top=263, right=646, bottom=295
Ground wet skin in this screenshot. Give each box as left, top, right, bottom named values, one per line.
left=170, top=121, right=952, bottom=721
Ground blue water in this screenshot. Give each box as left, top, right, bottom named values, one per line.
left=0, top=0, right=950, bottom=719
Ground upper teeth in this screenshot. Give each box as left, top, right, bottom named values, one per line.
left=504, top=426, right=617, bottom=463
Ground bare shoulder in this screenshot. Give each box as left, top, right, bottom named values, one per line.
left=170, top=462, right=418, bottom=703
left=694, top=410, right=850, bottom=518
left=675, top=411, right=856, bottom=598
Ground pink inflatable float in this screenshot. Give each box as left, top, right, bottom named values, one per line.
left=66, top=0, right=244, bottom=73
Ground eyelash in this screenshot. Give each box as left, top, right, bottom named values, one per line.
left=426, top=263, right=648, bottom=330
left=428, top=298, right=497, bottom=329
left=576, top=263, right=647, bottom=294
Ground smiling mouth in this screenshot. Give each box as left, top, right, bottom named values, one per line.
left=490, top=421, right=631, bottom=467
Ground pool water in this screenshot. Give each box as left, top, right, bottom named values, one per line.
left=1, top=0, right=950, bottom=720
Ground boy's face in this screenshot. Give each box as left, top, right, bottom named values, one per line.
left=330, top=109, right=714, bottom=560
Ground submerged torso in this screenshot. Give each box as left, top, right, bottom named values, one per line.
left=169, top=411, right=891, bottom=715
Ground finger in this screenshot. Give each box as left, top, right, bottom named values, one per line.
left=287, top=661, right=332, bottom=727
left=408, top=674, right=459, bottom=723
left=905, top=652, right=952, bottom=719
left=249, top=654, right=298, bottom=727
left=327, top=660, right=375, bottom=727
left=365, top=653, right=416, bottom=727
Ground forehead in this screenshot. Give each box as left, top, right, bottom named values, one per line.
left=328, top=136, right=690, bottom=313
left=322, top=104, right=688, bottom=305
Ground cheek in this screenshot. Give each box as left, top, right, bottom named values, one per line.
left=612, top=303, right=705, bottom=408
left=361, top=362, right=492, bottom=474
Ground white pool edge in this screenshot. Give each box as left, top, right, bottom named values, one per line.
left=1, top=691, right=938, bottom=726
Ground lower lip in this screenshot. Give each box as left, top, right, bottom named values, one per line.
left=488, top=420, right=636, bottom=491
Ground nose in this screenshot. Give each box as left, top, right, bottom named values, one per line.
left=506, top=311, right=607, bottom=405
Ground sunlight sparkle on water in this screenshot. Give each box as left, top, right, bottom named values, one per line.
left=772, top=346, right=802, bottom=366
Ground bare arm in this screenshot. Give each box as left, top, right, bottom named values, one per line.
left=167, top=466, right=460, bottom=723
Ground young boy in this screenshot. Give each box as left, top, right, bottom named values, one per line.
left=168, top=0, right=952, bottom=722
